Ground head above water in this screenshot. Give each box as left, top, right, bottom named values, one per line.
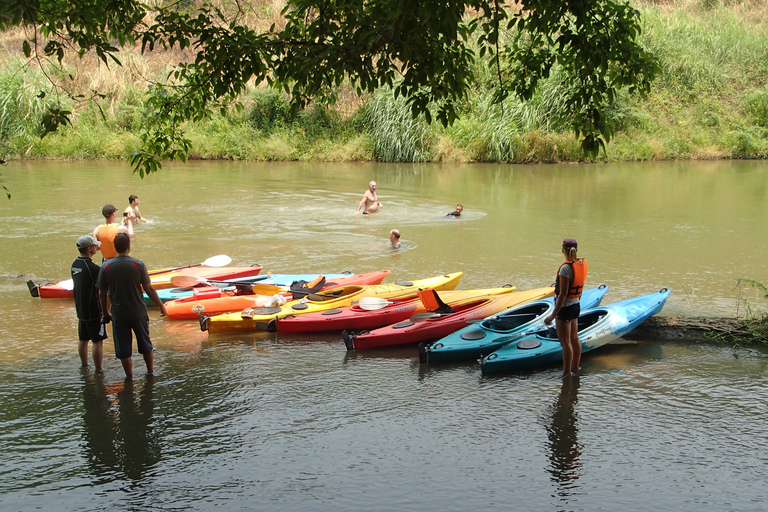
left=455, top=204, right=463, bottom=214
left=369, top=181, right=377, bottom=191
left=128, top=195, right=139, bottom=205
left=389, top=229, right=400, bottom=240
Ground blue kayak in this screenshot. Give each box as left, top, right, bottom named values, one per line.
left=480, top=288, right=671, bottom=375
left=144, top=273, right=351, bottom=305
left=420, top=285, right=609, bottom=364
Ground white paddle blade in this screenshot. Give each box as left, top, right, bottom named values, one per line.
left=60, top=279, right=74, bottom=291
left=203, top=255, right=232, bottom=267
left=358, top=297, right=391, bottom=311
left=171, top=275, right=207, bottom=287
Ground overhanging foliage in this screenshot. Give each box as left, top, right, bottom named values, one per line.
left=1, top=0, right=660, bottom=176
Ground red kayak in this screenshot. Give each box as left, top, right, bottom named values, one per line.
left=343, top=287, right=554, bottom=350
left=274, top=285, right=517, bottom=333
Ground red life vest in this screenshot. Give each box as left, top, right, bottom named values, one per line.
left=555, top=258, right=588, bottom=299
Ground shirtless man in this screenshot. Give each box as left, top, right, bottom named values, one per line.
left=354, top=181, right=383, bottom=215
left=124, top=195, right=150, bottom=224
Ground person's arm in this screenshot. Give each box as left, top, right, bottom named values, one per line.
left=545, top=274, right=570, bottom=325
left=117, top=219, right=135, bottom=238
left=143, top=283, right=167, bottom=316
left=93, top=225, right=100, bottom=239
left=354, top=194, right=367, bottom=215
left=99, top=288, right=111, bottom=323
left=135, top=206, right=148, bottom=223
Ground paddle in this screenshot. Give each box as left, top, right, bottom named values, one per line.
left=410, top=312, right=446, bottom=322
left=357, top=297, right=393, bottom=310
left=251, top=283, right=286, bottom=295
left=149, top=254, right=232, bottom=275
left=171, top=275, right=267, bottom=288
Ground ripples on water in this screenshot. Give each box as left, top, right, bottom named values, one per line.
left=2, top=333, right=768, bottom=511
left=3, top=161, right=768, bottom=510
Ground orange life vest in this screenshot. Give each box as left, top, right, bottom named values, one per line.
left=555, top=258, right=588, bottom=299
left=97, top=223, right=119, bottom=259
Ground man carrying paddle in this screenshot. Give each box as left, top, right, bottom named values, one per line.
left=97, top=233, right=167, bottom=379
left=93, top=204, right=133, bottom=262
left=354, top=181, right=383, bottom=215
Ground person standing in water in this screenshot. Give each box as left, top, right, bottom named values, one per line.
left=93, top=204, right=133, bottom=262
left=355, top=181, right=383, bottom=215
left=544, top=238, right=588, bottom=377
left=72, top=235, right=107, bottom=374
left=124, top=195, right=150, bottom=224
left=97, top=233, right=167, bottom=379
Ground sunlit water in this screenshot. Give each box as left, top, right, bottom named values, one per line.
left=1, top=160, right=767, bottom=511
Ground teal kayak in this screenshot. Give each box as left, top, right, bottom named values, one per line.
left=420, top=285, right=609, bottom=364
left=480, top=288, right=671, bottom=375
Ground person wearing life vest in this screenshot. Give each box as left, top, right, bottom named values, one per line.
left=93, top=204, right=133, bottom=262
left=545, top=238, right=588, bottom=377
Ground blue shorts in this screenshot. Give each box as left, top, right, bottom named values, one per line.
left=557, top=303, right=580, bottom=321
left=112, top=315, right=153, bottom=359
left=78, top=319, right=108, bottom=342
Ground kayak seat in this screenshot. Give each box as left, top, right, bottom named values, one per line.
left=418, top=288, right=455, bottom=314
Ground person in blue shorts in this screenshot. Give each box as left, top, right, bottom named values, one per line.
left=97, top=233, right=167, bottom=379
left=72, top=235, right=107, bottom=374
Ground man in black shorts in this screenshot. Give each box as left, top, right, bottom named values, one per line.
left=72, top=235, right=107, bottom=373
left=97, top=233, right=167, bottom=379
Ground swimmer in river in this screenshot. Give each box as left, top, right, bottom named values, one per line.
left=355, top=181, right=383, bottom=215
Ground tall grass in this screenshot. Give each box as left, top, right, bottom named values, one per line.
left=3, top=1, right=768, bottom=163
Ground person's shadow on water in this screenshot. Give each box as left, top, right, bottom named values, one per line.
left=82, top=375, right=161, bottom=483
left=543, top=375, right=583, bottom=504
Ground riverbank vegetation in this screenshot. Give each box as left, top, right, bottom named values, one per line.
left=2, top=0, right=768, bottom=165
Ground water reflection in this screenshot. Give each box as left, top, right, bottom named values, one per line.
left=544, top=375, right=583, bottom=507
left=81, top=376, right=160, bottom=482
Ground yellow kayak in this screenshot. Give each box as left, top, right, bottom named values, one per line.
left=203, top=272, right=463, bottom=334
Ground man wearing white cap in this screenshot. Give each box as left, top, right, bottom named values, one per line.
left=72, top=235, right=107, bottom=373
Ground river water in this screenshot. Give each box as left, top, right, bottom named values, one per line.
left=1, top=160, right=767, bottom=511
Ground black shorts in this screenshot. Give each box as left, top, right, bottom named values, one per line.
left=557, top=303, right=580, bottom=321
left=79, top=319, right=108, bottom=342
left=112, top=315, right=153, bottom=359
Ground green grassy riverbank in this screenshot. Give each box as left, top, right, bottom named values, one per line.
left=1, top=0, right=768, bottom=165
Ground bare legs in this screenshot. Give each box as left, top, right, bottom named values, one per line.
left=556, top=318, right=581, bottom=376
left=120, top=351, right=154, bottom=379
left=79, top=340, right=104, bottom=374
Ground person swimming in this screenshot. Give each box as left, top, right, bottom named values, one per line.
left=446, top=204, right=463, bottom=217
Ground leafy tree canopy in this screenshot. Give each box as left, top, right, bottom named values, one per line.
left=1, top=0, right=659, bottom=175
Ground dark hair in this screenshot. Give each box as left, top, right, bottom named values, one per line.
left=114, top=232, right=131, bottom=253
left=128, top=195, right=138, bottom=203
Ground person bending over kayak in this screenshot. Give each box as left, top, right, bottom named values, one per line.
left=355, top=181, right=383, bottom=215
left=544, top=238, right=588, bottom=377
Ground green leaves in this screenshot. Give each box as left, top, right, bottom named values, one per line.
left=3, top=0, right=659, bottom=168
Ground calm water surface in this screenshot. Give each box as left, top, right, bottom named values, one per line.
left=1, top=160, right=767, bottom=511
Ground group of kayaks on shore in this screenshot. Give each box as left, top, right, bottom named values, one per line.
left=28, top=257, right=670, bottom=374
